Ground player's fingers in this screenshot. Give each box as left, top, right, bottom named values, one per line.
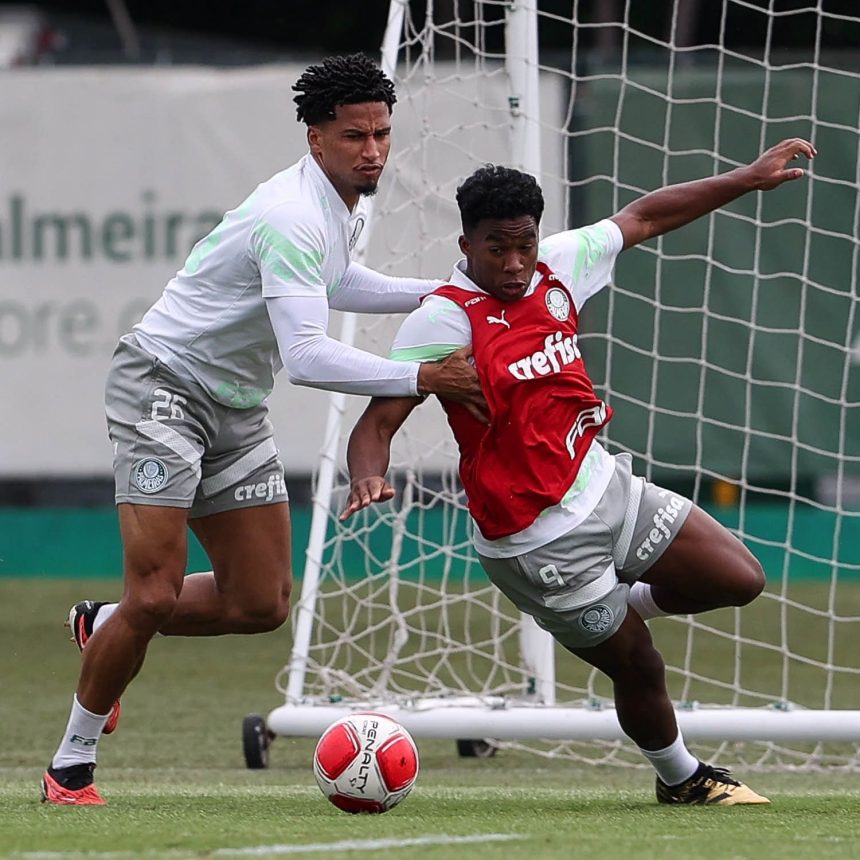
left=340, top=484, right=372, bottom=519
left=786, top=138, right=816, bottom=159
left=770, top=138, right=812, bottom=163
left=339, top=499, right=359, bottom=520
left=447, top=344, right=470, bottom=363
left=452, top=344, right=476, bottom=368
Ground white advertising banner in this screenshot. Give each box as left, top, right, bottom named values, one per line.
left=0, top=64, right=562, bottom=477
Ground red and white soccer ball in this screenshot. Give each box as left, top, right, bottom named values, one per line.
left=313, top=712, right=420, bottom=814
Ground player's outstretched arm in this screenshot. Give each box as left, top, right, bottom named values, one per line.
left=611, top=137, right=816, bottom=250
left=416, top=345, right=488, bottom=424
left=340, top=396, right=421, bottom=520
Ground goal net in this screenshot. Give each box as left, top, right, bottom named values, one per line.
left=269, top=0, right=860, bottom=770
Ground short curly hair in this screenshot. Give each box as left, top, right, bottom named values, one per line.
left=456, top=165, right=544, bottom=232
left=293, top=53, right=397, bottom=125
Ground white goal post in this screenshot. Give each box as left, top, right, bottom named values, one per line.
left=266, top=0, right=860, bottom=768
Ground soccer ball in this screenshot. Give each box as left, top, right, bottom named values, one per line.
left=313, top=712, right=419, bottom=813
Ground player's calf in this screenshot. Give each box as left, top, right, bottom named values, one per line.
left=66, top=602, right=122, bottom=735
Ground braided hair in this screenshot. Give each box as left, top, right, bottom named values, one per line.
left=293, top=53, right=397, bottom=125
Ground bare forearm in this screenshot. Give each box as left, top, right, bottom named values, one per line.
left=613, top=168, right=753, bottom=248
left=612, top=138, right=815, bottom=250
left=347, top=421, right=393, bottom=483
left=346, top=398, right=418, bottom=481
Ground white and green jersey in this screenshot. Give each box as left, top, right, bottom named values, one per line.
left=390, top=219, right=625, bottom=558
left=134, top=154, right=430, bottom=409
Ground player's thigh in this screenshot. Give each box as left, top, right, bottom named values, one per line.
left=605, top=462, right=758, bottom=601
left=189, top=502, right=292, bottom=607
left=188, top=403, right=291, bottom=603
left=638, top=504, right=764, bottom=602
left=117, top=503, right=189, bottom=612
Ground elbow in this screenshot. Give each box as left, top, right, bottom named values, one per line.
left=285, top=366, right=314, bottom=387
left=282, top=337, right=326, bottom=386
left=283, top=353, right=316, bottom=387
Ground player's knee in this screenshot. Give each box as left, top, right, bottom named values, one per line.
left=123, top=586, right=179, bottom=632
left=234, top=594, right=291, bottom=633
left=261, top=595, right=291, bottom=631
left=605, top=641, right=666, bottom=688
left=630, top=644, right=666, bottom=685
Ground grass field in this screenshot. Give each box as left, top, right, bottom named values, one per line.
left=2, top=578, right=860, bottom=859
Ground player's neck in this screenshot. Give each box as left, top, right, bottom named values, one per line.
left=311, top=154, right=359, bottom=212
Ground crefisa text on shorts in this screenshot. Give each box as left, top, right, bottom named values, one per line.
left=232, top=472, right=287, bottom=503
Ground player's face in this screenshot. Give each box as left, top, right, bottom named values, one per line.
left=308, top=102, right=392, bottom=209
left=460, top=216, right=539, bottom=302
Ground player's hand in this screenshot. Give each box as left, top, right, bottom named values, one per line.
left=416, top=346, right=489, bottom=424
left=339, top=476, right=395, bottom=520
left=745, top=138, right=816, bottom=191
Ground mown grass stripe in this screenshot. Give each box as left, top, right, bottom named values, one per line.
left=15, top=833, right=524, bottom=859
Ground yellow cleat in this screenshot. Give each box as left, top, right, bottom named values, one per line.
left=656, top=762, right=770, bottom=805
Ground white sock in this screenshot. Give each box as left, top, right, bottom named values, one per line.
left=638, top=731, right=700, bottom=786
left=51, top=694, right=109, bottom=770
left=627, top=582, right=670, bottom=621
left=92, top=603, right=118, bottom=634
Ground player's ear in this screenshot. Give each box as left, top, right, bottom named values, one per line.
left=307, top=125, right=322, bottom=155
left=458, top=234, right=469, bottom=255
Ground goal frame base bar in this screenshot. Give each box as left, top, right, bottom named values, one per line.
left=267, top=702, right=860, bottom=743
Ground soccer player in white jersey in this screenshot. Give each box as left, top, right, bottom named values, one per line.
left=342, top=138, right=816, bottom=805
left=41, top=54, right=486, bottom=805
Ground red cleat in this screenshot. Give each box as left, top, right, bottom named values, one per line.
left=41, top=764, right=105, bottom=806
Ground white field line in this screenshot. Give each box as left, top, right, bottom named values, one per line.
left=14, top=833, right=860, bottom=859
left=15, top=833, right=524, bottom=860
left=215, top=834, right=525, bottom=855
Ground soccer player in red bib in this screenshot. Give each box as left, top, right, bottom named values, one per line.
left=342, top=138, right=815, bottom=805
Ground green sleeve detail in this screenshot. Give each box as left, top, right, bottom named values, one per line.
left=185, top=198, right=255, bottom=275
left=389, top=343, right=461, bottom=362
left=254, top=223, right=324, bottom=285
left=427, top=301, right=460, bottom=323
left=186, top=225, right=222, bottom=275
left=541, top=222, right=613, bottom=286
